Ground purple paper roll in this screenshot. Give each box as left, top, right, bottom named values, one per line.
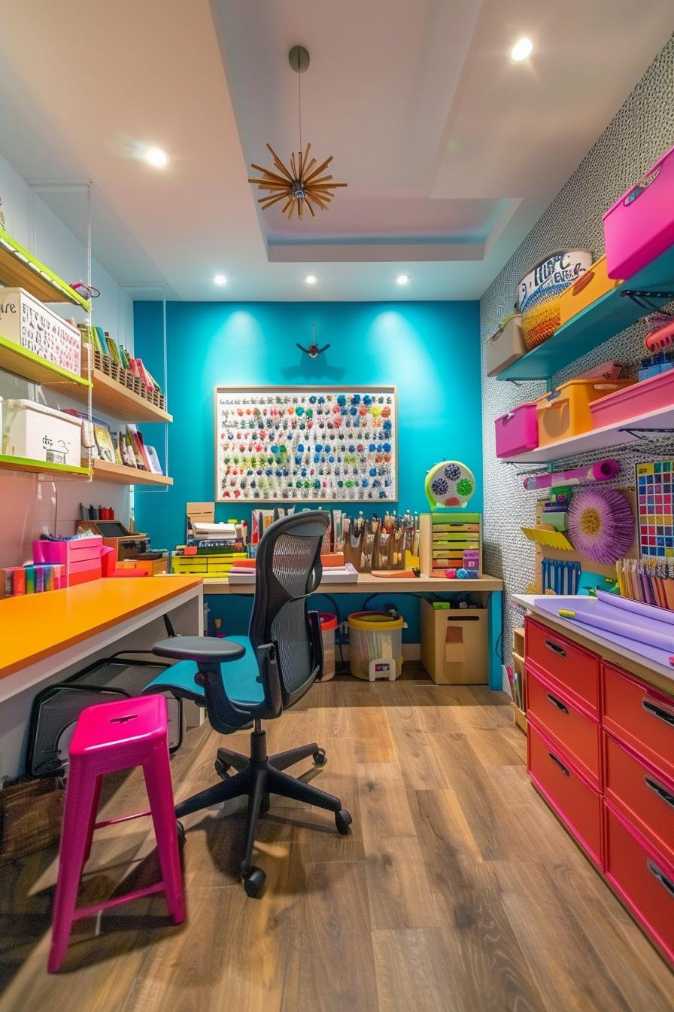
left=563, top=606, right=674, bottom=652
left=592, top=459, right=620, bottom=481
left=595, top=589, right=674, bottom=627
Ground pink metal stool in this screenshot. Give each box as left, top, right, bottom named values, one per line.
left=48, top=694, right=185, bottom=972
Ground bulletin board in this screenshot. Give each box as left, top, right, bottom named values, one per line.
left=215, top=385, right=397, bottom=503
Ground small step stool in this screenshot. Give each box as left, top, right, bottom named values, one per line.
left=48, top=694, right=185, bottom=972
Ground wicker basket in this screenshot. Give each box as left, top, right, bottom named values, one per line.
left=0, top=776, right=64, bottom=865
left=521, top=294, right=563, bottom=350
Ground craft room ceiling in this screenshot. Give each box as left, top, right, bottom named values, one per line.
left=0, top=1, right=671, bottom=301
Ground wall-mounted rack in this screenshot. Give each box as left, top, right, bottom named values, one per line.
left=0, top=226, right=91, bottom=310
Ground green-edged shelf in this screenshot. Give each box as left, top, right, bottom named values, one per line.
left=497, top=244, right=674, bottom=381
left=0, top=454, right=90, bottom=479
left=0, top=227, right=91, bottom=310
left=0, top=335, right=91, bottom=391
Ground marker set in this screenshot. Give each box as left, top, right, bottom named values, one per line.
left=215, top=387, right=397, bottom=502
left=1, top=563, right=65, bottom=596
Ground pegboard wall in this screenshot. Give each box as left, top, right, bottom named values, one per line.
left=480, top=34, right=674, bottom=671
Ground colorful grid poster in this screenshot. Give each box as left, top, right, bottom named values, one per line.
left=636, top=461, right=674, bottom=558
left=215, top=386, right=397, bottom=503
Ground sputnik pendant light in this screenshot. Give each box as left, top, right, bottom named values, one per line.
left=248, top=45, right=347, bottom=219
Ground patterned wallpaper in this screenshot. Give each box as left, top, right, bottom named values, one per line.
left=480, top=34, right=674, bottom=671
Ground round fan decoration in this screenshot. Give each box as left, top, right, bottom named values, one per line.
left=425, top=460, right=476, bottom=510
left=568, top=488, right=634, bottom=564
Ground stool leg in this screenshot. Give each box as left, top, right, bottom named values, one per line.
left=83, top=775, right=102, bottom=865
left=48, top=759, right=98, bottom=973
left=143, top=746, right=186, bottom=925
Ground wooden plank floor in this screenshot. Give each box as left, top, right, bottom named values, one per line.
left=1, top=674, right=672, bottom=1011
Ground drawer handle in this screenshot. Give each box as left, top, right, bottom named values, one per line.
left=642, top=699, right=674, bottom=727
left=647, top=860, right=674, bottom=899
left=547, top=751, right=570, bottom=776
left=644, top=776, right=674, bottom=810
left=546, top=692, right=569, bottom=715
left=544, top=639, right=567, bottom=658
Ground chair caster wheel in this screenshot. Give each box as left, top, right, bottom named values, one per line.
left=176, top=820, right=185, bottom=843
left=243, top=866, right=266, bottom=898
left=313, top=748, right=327, bottom=767
left=335, top=808, right=352, bottom=835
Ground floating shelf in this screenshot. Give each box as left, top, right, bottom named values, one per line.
left=500, top=402, right=674, bottom=464
left=69, top=368, right=172, bottom=423
left=92, top=460, right=173, bottom=486
left=0, top=227, right=90, bottom=310
left=0, top=335, right=91, bottom=391
left=497, top=244, right=674, bottom=381
left=0, top=454, right=89, bottom=479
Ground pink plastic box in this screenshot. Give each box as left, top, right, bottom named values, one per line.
left=603, top=143, right=674, bottom=280
left=590, top=371, right=674, bottom=428
left=495, top=402, right=539, bottom=458
left=33, top=536, right=103, bottom=587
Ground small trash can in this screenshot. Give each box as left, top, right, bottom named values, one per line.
left=347, top=611, right=404, bottom=681
left=319, top=612, right=338, bottom=680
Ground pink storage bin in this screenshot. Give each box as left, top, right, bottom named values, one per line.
left=495, top=402, right=539, bottom=458
left=603, top=144, right=674, bottom=280
left=590, top=371, right=674, bottom=428
left=33, top=536, right=103, bottom=587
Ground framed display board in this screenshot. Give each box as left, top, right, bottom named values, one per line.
left=215, top=385, right=397, bottom=503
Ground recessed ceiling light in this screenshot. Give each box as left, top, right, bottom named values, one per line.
left=305, top=274, right=318, bottom=285
left=396, top=274, right=410, bottom=286
left=213, top=273, right=228, bottom=286
left=510, top=37, right=533, bottom=62
left=144, top=145, right=169, bottom=169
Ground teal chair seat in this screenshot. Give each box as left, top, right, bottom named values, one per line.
left=145, top=635, right=265, bottom=706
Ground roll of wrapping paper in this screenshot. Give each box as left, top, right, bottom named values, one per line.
left=522, top=458, right=621, bottom=491
left=596, top=588, right=674, bottom=625
left=559, top=605, right=674, bottom=653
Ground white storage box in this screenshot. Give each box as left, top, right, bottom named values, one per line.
left=3, top=399, right=82, bottom=466
left=0, top=287, right=81, bottom=375
left=486, top=314, right=525, bottom=376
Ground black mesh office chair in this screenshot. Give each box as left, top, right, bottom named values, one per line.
left=147, top=511, right=351, bottom=897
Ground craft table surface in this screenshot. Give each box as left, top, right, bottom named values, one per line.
left=514, top=593, right=674, bottom=694
left=205, top=573, right=503, bottom=595
left=0, top=576, right=202, bottom=679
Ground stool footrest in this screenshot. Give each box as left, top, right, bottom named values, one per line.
left=73, top=882, right=165, bottom=921
left=94, top=809, right=151, bottom=830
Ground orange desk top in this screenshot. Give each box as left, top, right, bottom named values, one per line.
left=0, top=576, right=202, bottom=679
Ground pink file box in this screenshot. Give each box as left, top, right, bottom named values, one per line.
left=603, top=143, right=674, bottom=280
left=495, top=402, right=539, bottom=458
left=33, top=536, right=103, bottom=587
left=590, top=371, right=674, bottom=428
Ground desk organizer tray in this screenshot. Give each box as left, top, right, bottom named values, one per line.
left=558, top=255, right=621, bottom=325
left=536, top=379, right=632, bottom=447
left=603, top=143, right=674, bottom=280
left=590, top=370, right=674, bottom=427
left=485, top=314, right=525, bottom=376
left=495, top=402, right=538, bottom=457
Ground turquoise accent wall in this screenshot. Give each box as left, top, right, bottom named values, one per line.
left=133, top=300, right=482, bottom=639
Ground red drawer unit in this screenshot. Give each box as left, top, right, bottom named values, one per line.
left=528, top=719, right=603, bottom=868
left=526, top=618, right=600, bottom=713
left=527, top=668, right=601, bottom=788
left=605, top=732, right=674, bottom=867
left=603, top=664, right=674, bottom=783
left=605, top=804, right=674, bottom=966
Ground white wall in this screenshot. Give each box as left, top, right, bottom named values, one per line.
left=0, top=154, right=134, bottom=566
